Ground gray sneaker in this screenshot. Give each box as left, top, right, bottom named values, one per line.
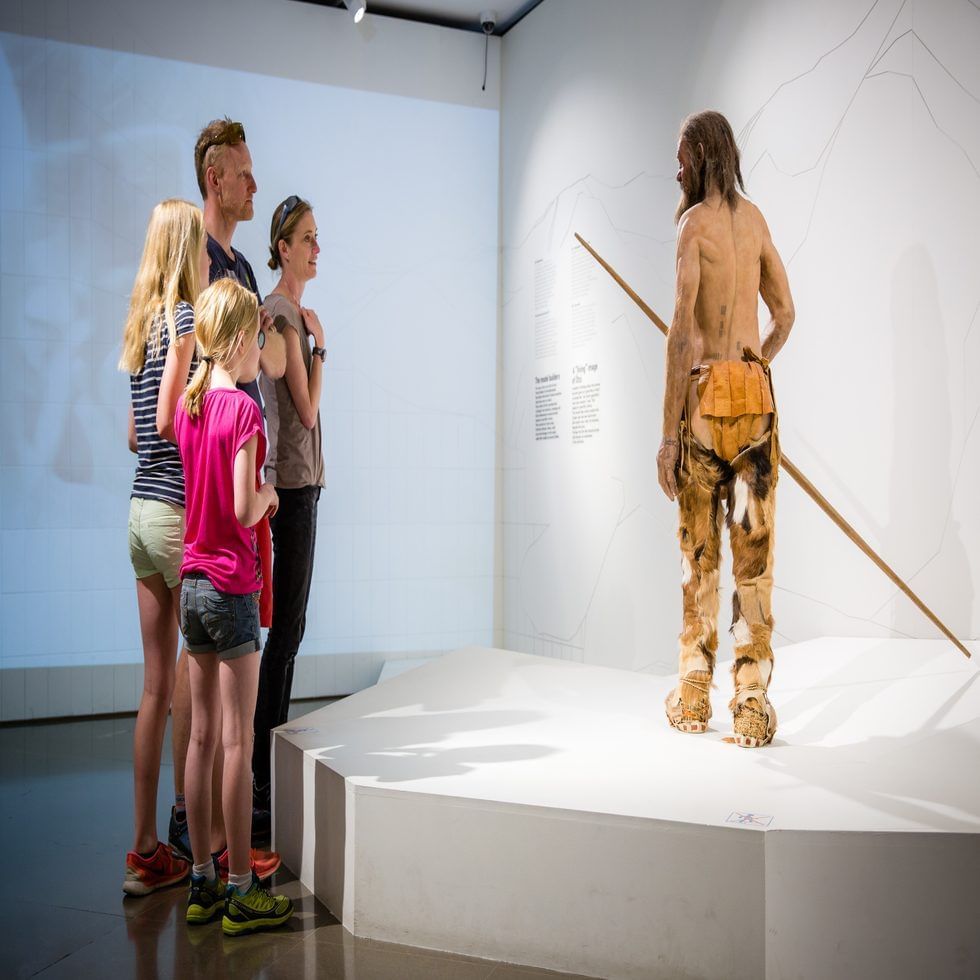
left=168, top=806, right=192, bottom=862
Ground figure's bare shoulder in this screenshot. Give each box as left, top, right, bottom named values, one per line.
left=679, top=202, right=711, bottom=234
left=736, top=197, right=770, bottom=240
left=676, top=207, right=703, bottom=250
left=676, top=207, right=709, bottom=261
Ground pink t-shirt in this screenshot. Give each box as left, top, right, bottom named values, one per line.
left=176, top=388, right=266, bottom=594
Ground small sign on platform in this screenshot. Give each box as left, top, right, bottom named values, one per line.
left=726, top=810, right=773, bottom=828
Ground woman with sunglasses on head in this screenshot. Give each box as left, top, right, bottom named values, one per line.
left=251, top=196, right=325, bottom=814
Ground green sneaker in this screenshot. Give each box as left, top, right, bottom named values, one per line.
left=222, top=877, right=293, bottom=937
left=186, top=872, right=225, bottom=924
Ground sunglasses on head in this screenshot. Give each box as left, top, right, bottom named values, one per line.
left=274, top=195, right=302, bottom=240
left=201, top=121, right=246, bottom=161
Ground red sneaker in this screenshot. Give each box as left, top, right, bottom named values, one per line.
left=215, top=846, right=282, bottom=883
left=123, top=842, right=190, bottom=896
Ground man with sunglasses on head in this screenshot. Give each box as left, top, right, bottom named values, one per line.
left=194, top=119, right=285, bottom=390
left=193, top=117, right=286, bottom=845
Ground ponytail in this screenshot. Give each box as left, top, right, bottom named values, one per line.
left=184, top=280, right=259, bottom=418
left=182, top=356, right=213, bottom=419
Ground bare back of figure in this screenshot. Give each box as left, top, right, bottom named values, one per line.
left=684, top=195, right=773, bottom=452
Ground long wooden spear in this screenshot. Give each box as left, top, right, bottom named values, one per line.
left=575, top=232, right=972, bottom=660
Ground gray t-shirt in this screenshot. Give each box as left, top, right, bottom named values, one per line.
left=258, top=293, right=324, bottom=490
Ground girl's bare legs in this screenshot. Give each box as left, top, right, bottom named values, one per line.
left=172, top=608, right=227, bottom=854
left=185, top=652, right=221, bottom=868
left=219, top=651, right=260, bottom=878
left=171, top=644, right=190, bottom=804
left=210, top=729, right=226, bottom=853
left=132, top=574, right=180, bottom=854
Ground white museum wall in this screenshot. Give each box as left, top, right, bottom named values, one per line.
left=498, top=0, right=980, bottom=672
left=0, top=0, right=500, bottom=719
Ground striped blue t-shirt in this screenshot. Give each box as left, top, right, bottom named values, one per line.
left=130, top=301, right=197, bottom=507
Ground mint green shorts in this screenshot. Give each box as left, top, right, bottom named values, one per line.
left=128, top=497, right=185, bottom=589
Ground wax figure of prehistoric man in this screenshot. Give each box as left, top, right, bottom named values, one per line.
left=657, top=110, right=795, bottom=747
left=193, top=118, right=286, bottom=845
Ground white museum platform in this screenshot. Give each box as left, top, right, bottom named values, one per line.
left=273, top=639, right=980, bottom=980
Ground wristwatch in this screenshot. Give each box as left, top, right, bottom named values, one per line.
left=312, top=345, right=326, bottom=363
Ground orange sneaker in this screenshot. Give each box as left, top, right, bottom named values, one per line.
left=123, top=842, right=190, bottom=896
left=215, top=846, right=282, bottom=883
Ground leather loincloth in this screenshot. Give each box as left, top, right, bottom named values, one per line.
left=692, top=356, right=775, bottom=463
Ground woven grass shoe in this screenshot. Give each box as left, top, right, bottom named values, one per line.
left=730, top=690, right=777, bottom=747
left=665, top=670, right=713, bottom=733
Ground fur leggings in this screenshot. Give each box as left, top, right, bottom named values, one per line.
left=674, top=429, right=777, bottom=712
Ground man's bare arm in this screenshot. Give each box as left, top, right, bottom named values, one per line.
left=758, top=217, right=794, bottom=362
left=658, top=217, right=701, bottom=500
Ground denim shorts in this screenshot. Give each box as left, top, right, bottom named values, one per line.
left=180, top=573, right=260, bottom=660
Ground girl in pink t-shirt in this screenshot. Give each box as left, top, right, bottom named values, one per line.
left=174, top=279, right=293, bottom=935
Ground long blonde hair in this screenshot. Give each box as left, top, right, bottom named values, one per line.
left=182, top=278, right=259, bottom=419
left=119, top=199, right=205, bottom=375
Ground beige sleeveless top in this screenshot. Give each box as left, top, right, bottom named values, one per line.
left=258, top=293, right=324, bottom=489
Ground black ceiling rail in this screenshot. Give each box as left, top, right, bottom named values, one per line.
left=290, top=0, right=546, bottom=36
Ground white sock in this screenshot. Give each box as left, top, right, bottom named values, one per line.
left=193, top=860, right=217, bottom=883
left=228, top=870, right=252, bottom=893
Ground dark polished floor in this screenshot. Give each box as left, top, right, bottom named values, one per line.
left=0, top=701, right=590, bottom=980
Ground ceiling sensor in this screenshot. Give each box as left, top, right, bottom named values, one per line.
left=479, top=11, right=497, bottom=91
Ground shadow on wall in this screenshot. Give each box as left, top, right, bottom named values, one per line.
left=888, top=247, right=973, bottom=640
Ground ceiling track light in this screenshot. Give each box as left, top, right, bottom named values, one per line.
left=345, top=0, right=366, bottom=24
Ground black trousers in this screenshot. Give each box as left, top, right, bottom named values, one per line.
left=252, top=485, right=320, bottom=803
